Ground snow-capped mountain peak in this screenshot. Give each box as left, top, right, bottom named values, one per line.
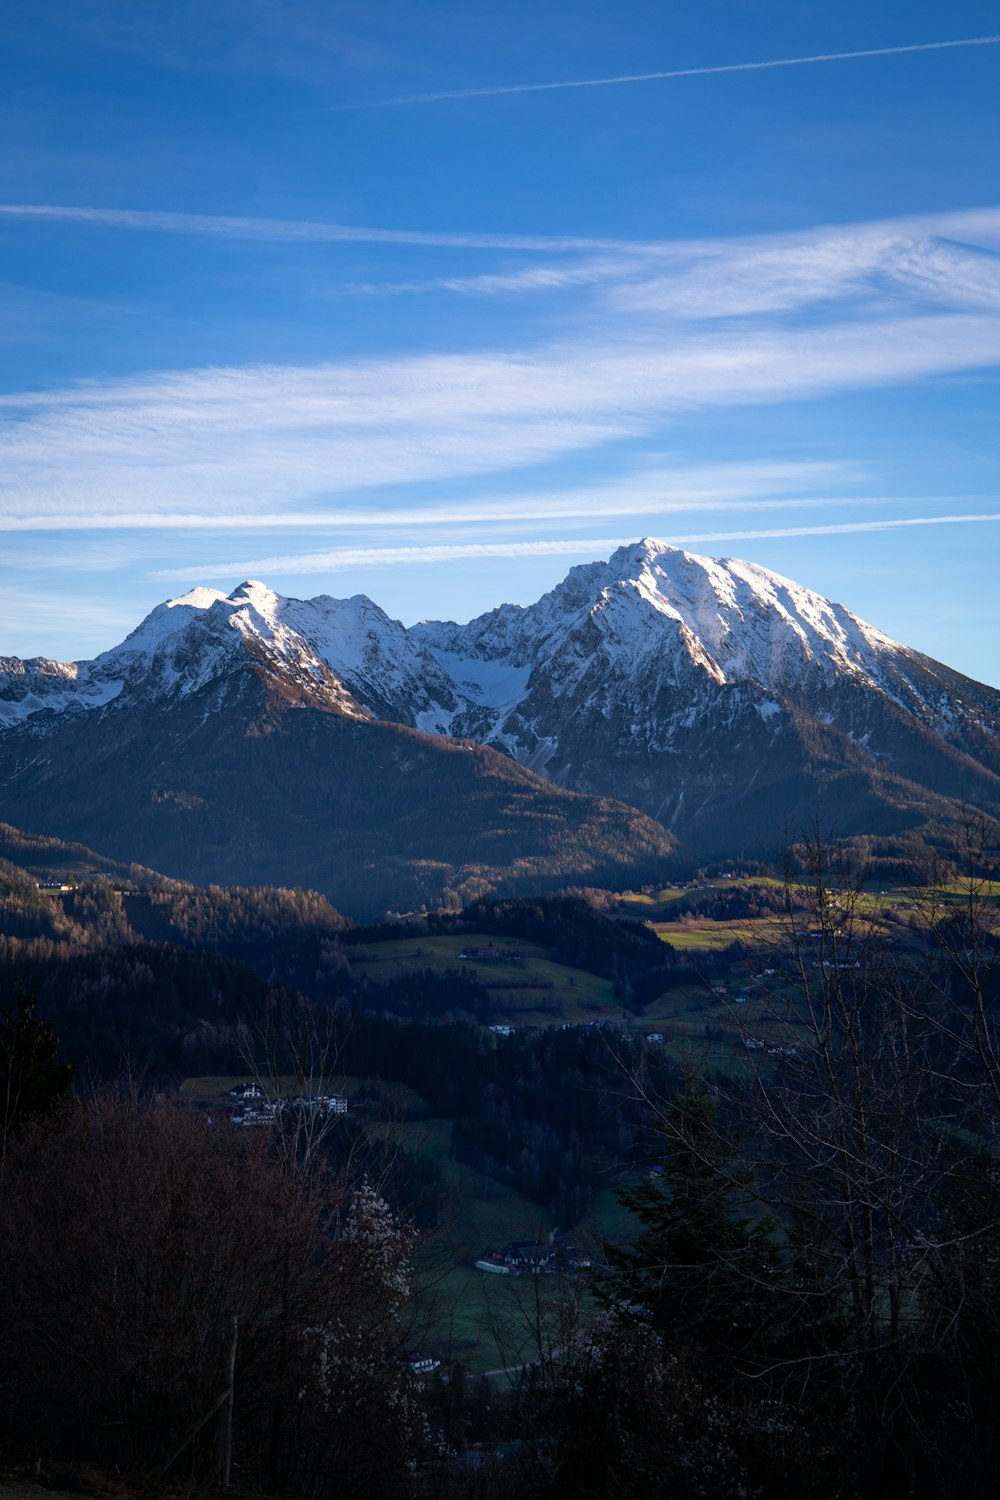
left=2, top=541, right=997, bottom=854
left=411, top=538, right=901, bottom=707
left=587, top=539, right=901, bottom=689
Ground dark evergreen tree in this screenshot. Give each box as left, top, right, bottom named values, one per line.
left=596, top=1081, right=781, bottom=1377
left=0, top=989, right=73, bottom=1157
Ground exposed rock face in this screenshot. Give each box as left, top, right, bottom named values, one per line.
left=1, top=539, right=998, bottom=874
left=0, top=583, right=676, bottom=916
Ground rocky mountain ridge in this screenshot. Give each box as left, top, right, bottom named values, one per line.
left=2, top=539, right=998, bottom=880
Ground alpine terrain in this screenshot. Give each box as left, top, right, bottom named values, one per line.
left=0, top=578, right=675, bottom=916
left=1, top=539, right=997, bottom=908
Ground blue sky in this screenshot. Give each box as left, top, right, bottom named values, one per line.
left=1, top=0, right=999, bottom=684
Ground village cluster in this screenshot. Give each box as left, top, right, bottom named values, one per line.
left=225, top=1081, right=349, bottom=1126
left=475, top=1232, right=592, bottom=1278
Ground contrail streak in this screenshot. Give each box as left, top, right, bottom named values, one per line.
left=156, top=513, right=1000, bottom=578
left=0, top=203, right=644, bottom=253
left=357, top=34, right=1000, bottom=107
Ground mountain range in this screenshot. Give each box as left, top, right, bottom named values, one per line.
left=1, top=539, right=997, bottom=914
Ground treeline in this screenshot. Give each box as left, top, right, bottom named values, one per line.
left=0, top=936, right=682, bottom=1228
left=429, top=893, right=719, bottom=1010
left=0, top=864, right=132, bottom=946
left=0, top=877, right=720, bottom=1234
left=0, top=869, right=732, bottom=1051
left=333, top=1009, right=680, bottom=1225
left=787, top=827, right=960, bottom=887
left=360, top=966, right=495, bottom=1023
left=459, top=893, right=672, bottom=981
left=657, top=880, right=792, bottom=922
left=0, top=857, right=350, bottom=970
left=0, top=857, right=80, bottom=942
left=142, top=880, right=349, bottom=951
left=0, top=935, right=277, bottom=1081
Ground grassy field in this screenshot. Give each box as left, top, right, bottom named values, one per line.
left=355, top=873, right=997, bottom=1011
left=408, top=1132, right=644, bottom=1374
left=181, top=1071, right=640, bottom=1374
left=617, top=885, right=692, bottom=911
left=411, top=1137, right=562, bottom=1373
left=365, top=1115, right=602, bottom=1370
left=654, top=922, right=745, bottom=951
left=352, top=932, right=618, bottom=1024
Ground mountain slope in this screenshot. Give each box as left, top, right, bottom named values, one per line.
left=1, top=541, right=998, bottom=880
left=410, top=540, right=1000, bottom=860
left=0, top=632, right=675, bottom=916
left=414, top=540, right=1000, bottom=783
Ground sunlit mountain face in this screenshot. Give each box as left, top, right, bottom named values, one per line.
left=1, top=540, right=998, bottom=906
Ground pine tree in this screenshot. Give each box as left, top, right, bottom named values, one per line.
left=597, top=1081, right=779, bottom=1378
left=0, top=989, right=73, bottom=1158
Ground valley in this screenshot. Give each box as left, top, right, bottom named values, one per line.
left=2, top=542, right=998, bottom=1497
left=7, top=816, right=994, bottom=1378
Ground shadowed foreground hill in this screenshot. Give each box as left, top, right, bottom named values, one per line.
left=0, top=677, right=674, bottom=918
left=0, top=821, right=156, bottom=885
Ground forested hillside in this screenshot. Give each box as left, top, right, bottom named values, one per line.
left=3, top=834, right=1000, bottom=1498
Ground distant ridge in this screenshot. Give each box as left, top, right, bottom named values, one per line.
left=1, top=539, right=998, bottom=898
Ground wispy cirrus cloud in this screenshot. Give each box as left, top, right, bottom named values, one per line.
left=5, top=201, right=1000, bottom=330
left=610, top=225, right=1000, bottom=321
left=341, top=211, right=1000, bottom=323
left=2, top=312, right=1000, bottom=523
left=3, top=200, right=997, bottom=271
left=0, top=461, right=851, bottom=533
left=1, top=207, right=1000, bottom=539
left=0, top=202, right=646, bottom=254
left=0, top=584, right=138, bottom=635
left=154, top=512, right=1000, bottom=579
left=343, top=258, right=636, bottom=298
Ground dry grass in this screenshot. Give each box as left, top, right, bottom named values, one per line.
left=0, top=1471, right=266, bottom=1500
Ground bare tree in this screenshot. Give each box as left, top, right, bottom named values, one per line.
left=0, top=1089, right=423, bottom=1496
left=605, top=824, right=1000, bottom=1494
left=235, top=989, right=355, bottom=1167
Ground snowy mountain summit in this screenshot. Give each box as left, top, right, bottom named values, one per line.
left=412, top=539, right=906, bottom=740
left=1, top=539, right=998, bottom=862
